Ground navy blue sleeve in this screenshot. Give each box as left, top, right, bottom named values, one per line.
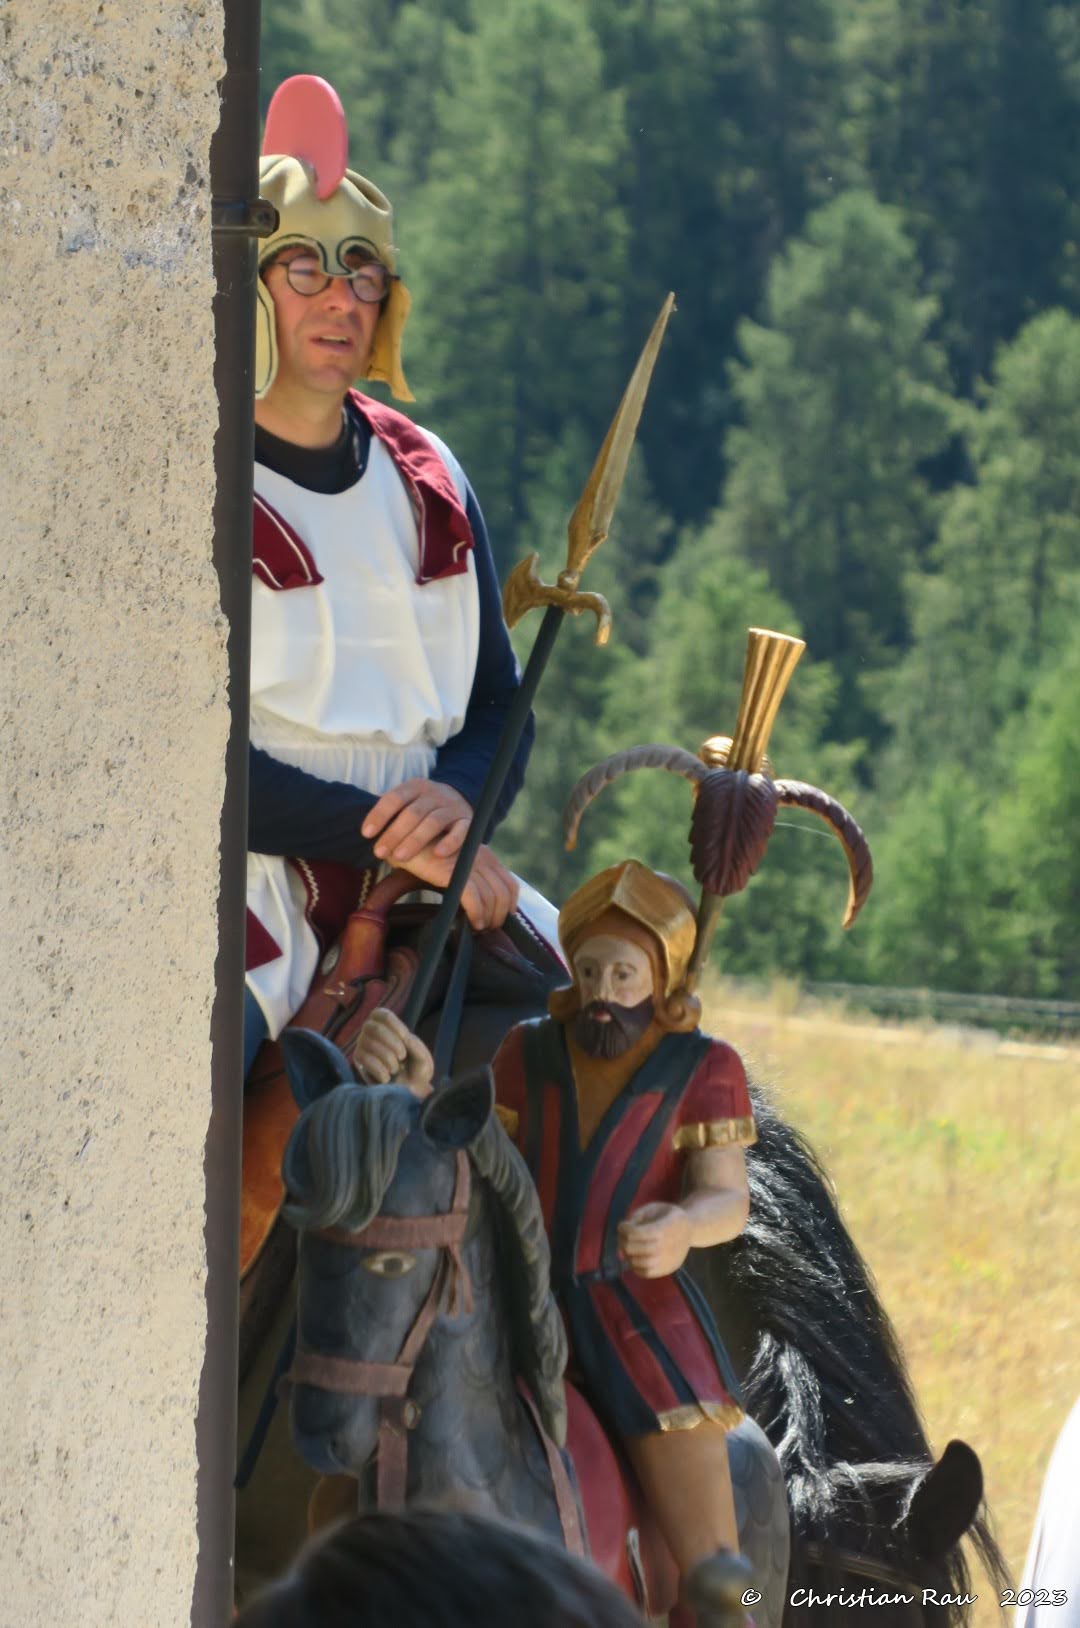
left=430, top=484, right=534, bottom=827
left=248, top=746, right=379, bottom=867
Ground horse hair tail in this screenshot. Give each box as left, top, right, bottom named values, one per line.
left=701, top=1081, right=1009, bottom=1601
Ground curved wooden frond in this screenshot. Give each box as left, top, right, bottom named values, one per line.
left=689, top=769, right=778, bottom=897
left=773, top=779, right=874, bottom=928
left=563, top=744, right=706, bottom=851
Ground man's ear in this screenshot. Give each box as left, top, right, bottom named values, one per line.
left=419, top=1066, right=494, bottom=1151
left=280, top=1028, right=355, bottom=1110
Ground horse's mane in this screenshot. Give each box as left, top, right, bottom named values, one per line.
left=471, top=1116, right=568, bottom=1444
left=283, top=1084, right=416, bottom=1234
left=704, top=1081, right=1008, bottom=1603
left=281, top=1086, right=567, bottom=1444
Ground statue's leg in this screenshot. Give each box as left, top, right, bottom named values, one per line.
left=624, top=1419, right=739, bottom=1565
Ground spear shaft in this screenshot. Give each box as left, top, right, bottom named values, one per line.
left=401, top=607, right=562, bottom=1028
left=401, top=294, right=676, bottom=1031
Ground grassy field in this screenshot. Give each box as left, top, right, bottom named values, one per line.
left=700, top=978, right=1080, bottom=1627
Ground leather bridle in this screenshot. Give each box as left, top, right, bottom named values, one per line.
left=286, top=1150, right=474, bottom=1510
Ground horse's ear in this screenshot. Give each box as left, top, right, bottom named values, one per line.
left=420, top=1066, right=494, bottom=1150
left=280, top=1028, right=355, bottom=1110
left=906, top=1439, right=983, bottom=1560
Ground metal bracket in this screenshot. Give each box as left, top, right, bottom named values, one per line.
left=211, top=196, right=279, bottom=238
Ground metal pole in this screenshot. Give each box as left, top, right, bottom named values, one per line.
left=193, top=0, right=263, bottom=1618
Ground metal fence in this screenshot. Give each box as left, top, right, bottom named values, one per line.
left=800, top=981, right=1080, bottom=1038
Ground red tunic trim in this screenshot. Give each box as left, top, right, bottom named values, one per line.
left=348, top=391, right=475, bottom=584
left=252, top=492, right=324, bottom=590
left=246, top=907, right=283, bottom=972
left=251, top=399, right=475, bottom=594
left=289, top=857, right=375, bottom=954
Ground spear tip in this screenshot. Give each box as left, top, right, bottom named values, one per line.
left=565, top=293, right=677, bottom=578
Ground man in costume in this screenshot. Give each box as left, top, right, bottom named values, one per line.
left=355, top=857, right=756, bottom=1603
left=244, top=76, right=533, bottom=1071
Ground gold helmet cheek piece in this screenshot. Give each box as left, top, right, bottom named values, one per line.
left=365, top=276, right=413, bottom=403
left=255, top=275, right=278, bottom=399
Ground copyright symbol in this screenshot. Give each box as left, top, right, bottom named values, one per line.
left=741, top=1588, right=763, bottom=1607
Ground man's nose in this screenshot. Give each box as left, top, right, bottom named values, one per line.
left=318, top=275, right=356, bottom=314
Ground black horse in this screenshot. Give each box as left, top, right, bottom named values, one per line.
left=277, top=1025, right=1008, bottom=1628
left=697, top=1087, right=1009, bottom=1622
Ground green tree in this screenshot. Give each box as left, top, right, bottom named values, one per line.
left=861, top=768, right=1007, bottom=992
left=987, top=632, right=1080, bottom=997
left=402, top=0, right=628, bottom=549
left=843, top=0, right=1080, bottom=389
left=884, top=309, right=1080, bottom=784
left=587, top=0, right=851, bottom=528
left=718, top=190, right=954, bottom=749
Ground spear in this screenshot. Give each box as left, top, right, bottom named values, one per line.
left=400, top=294, right=676, bottom=1030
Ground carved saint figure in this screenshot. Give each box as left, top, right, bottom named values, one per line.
left=355, top=858, right=756, bottom=1601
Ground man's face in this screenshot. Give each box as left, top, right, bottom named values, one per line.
left=261, top=248, right=382, bottom=406
left=571, top=933, right=656, bottom=1059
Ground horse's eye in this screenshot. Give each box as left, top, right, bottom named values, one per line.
left=362, top=1252, right=416, bottom=1277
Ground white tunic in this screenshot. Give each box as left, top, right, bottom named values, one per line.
left=1016, top=1396, right=1080, bottom=1628
left=246, top=429, right=481, bottom=1037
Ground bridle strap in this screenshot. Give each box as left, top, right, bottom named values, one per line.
left=319, top=1212, right=468, bottom=1250
left=286, top=1152, right=473, bottom=1510
left=287, top=1350, right=411, bottom=1397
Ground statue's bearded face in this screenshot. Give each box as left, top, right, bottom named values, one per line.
left=571, top=933, right=656, bottom=1059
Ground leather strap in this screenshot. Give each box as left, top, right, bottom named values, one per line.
left=319, top=1212, right=468, bottom=1250
left=516, top=1380, right=588, bottom=1558
left=288, top=1350, right=412, bottom=1397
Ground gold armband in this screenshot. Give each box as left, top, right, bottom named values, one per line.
left=673, top=1117, right=757, bottom=1151
left=494, top=1104, right=520, bottom=1138
left=657, top=1400, right=744, bottom=1432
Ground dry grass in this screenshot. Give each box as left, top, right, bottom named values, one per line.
left=701, top=977, right=1080, bottom=1627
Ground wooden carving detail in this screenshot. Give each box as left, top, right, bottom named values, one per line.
left=689, top=769, right=778, bottom=899
left=774, top=778, right=874, bottom=929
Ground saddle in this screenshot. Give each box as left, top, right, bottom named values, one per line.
left=241, top=870, right=564, bottom=1281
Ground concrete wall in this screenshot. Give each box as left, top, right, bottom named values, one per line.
left=0, top=4, right=228, bottom=1623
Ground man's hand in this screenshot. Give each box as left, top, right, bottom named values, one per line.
left=354, top=1008, right=435, bottom=1096
left=397, top=840, right=519, bottom=933
left=618, top=1202, right=693, bottom=1279
left=362, top=779, right=473, bottom=864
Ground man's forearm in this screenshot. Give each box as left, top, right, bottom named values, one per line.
left=248, top=745, right=379, bottom=866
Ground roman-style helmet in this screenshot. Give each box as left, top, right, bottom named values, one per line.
left=256, top=74, right=413, bottom=401
left=557, top=860, right=699, bottom=1006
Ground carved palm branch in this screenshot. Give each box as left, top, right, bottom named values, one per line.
left=561, top=631, right=874, bottom=990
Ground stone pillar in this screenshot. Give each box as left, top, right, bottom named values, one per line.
left=0, top=5, right=230, bottom=1623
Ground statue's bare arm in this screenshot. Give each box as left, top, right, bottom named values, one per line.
left=618, top=1147, right=749, bottom=1279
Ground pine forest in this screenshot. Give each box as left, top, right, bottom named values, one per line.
left=263, top=0, right=1080, bottom=1002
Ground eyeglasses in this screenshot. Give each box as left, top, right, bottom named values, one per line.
left=267, top=252, right=392, bottom=305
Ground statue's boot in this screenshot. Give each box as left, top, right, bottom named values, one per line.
left=677, top=1547, right=757, bottom=1628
